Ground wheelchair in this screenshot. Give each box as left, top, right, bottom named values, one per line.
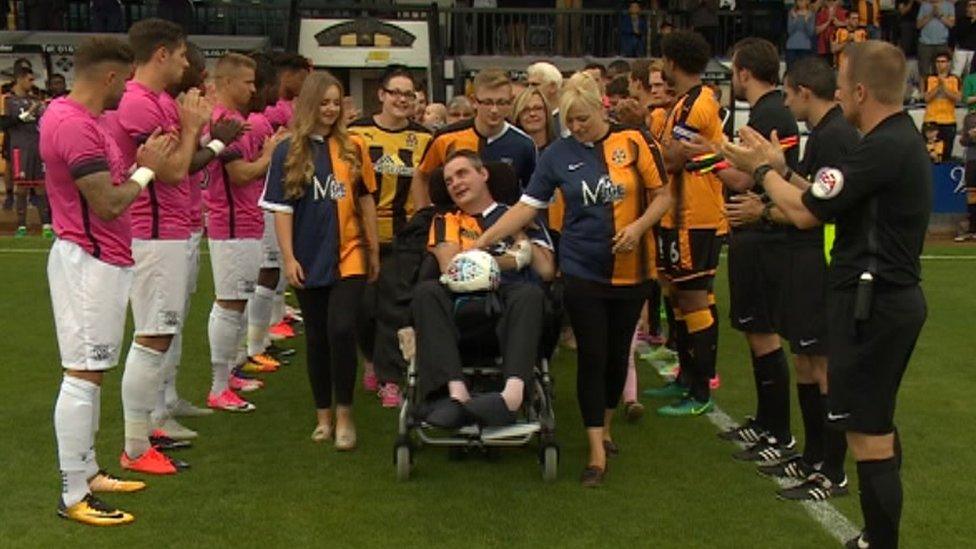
left=390, top=161, right=560, bottom=482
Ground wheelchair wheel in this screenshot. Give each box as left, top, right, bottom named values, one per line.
left=541, top=445, right=558, bottom=482
left=395, top=444, right=412, bottom=481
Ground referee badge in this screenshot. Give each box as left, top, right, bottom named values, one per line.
left=812, top=167, right=844, bottom=199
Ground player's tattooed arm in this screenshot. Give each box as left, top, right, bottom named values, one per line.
left=75, top=132, right=174, bottom=220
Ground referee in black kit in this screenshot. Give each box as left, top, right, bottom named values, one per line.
left=711, top=38, right=801, bottom=461
left=723, top=41, right=930, bottom=549
left=727, top=56, right=861, bottom=501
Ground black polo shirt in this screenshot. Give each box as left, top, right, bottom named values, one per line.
left=743, top=89, right=800, bottom=232
left=801, top=112, right=931, bottom=290
left=749, top=89, right=800, bottom=173
left=791, top=105, right=861, bottom=243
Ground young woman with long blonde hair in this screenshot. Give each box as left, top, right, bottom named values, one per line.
left=260, top=71, right=380, bottom=450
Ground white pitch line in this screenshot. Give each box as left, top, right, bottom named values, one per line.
left=1, top=248, right=975, bottom=260
left=706, top=405, right=860, bottom=544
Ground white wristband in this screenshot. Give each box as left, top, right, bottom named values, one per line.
left=206, top=139, right=226, bottom=155
left=131, top=167, right=155, bottom=189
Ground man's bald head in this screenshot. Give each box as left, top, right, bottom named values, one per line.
left=841, top=41, right=907, bottom=107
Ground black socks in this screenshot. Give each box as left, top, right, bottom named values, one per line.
left=857, top=457, right=902, bottom=549
left=797, top=383, right=824, bottom=464
left=753, top=348, right=791, bottom=443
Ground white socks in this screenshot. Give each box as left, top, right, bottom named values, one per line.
left=55, top=375, right=98, bottom=507
left=209, top=303, right=242, bottom=395
left=247, top=285, right=275, bottom=357
left=448, top=380, right=471, bottom=403
left=152, top=334, right=182, bottom=426
left=501, top=377, right=525, bottom=412
left=122, top=342, right=165, bottom=458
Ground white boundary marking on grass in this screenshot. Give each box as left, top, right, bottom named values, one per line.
left=706, top=405, right=860, bottom=544
left=1, top=248, right=974, bottom=261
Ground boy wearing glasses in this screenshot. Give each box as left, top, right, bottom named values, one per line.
left=410, top=68, right=537, bottom=207
left=348, top=67, right=432, bottom=408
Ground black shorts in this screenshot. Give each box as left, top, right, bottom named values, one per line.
left=727, top=229, right=788, bottom=333
left=654, top=226, right=722, bottom=290
left=785, top=236, right=828, bottom=355
left=826, top=286, right=926, bottom=434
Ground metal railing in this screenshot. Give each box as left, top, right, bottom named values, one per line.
left=11, top=1, right=293, bottom=47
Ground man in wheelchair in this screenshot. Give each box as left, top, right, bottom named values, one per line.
left=413, top=150, right=556, bottom=429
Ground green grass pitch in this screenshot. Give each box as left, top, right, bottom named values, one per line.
left=0, top=237, right=972, bottom=547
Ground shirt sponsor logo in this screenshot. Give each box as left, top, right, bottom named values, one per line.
left=581, top=175, right=626, bottom=206
left=313, top=174, right=346, bottom=201
left=373, top=154, right=414, bottom=177
left=812, top=167, right=844, bottom=199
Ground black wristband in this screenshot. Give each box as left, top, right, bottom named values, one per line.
left=761, top=201, right=773, bottom=224
left=753, top=164, right=774, bottom=191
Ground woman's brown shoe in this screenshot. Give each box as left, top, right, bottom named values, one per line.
left=580, top=465, right=606, bottom=488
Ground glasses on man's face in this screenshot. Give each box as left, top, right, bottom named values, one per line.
left=383, top=88, right=416, bottom=100
left=475, top=97, right=512, bottom=108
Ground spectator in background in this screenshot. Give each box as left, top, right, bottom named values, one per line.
left=856, top=0, right=883, bottom=38
left=607, top=59, right=632, bottom=82
left=787, top=0, right=818, bottom=69
left=526, top=61, right=565, bottom=133
left=413, top=89, right=428, bottom=124
left=832, top=11, right=869, bottom=65
left=606, top=76, right=630, bottom=115
left=924, top=121, right=946, bottom=161
left=628, top=58, right=654, bottom=111
left=582, top=62, right=609, bottom=94
left=614, top=58, right=654, bottom=128
left=690, top=0, right=721, bottom=51
left=512, top=86, right=556, bottom=150
left=90, top=0, right=124, bottom=33
left=619, top=1, right=647, bottom=58
left=0, top=66, right=50, bottom=237
left=423, top=102, right=448, bottom=131
left=958, top=62, right=976, bottom=240
left=46, top=73, right=68, bottom=98
left=917, top=0, right=956, bottom=78
left=952, top=0, right=976, bottom=76
left=446, top=95, right=474, bottom=125
left=924, top=50, right=962, bottom=155
left=816, top=0, right=848, bottom=65
left=650, top=20, right=673, bottom=58
left=896, top=0, right=921, bottom=57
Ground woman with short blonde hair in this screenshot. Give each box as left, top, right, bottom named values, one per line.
left=477, top=70, right=672, bottom=487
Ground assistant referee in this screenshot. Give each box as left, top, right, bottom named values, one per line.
left=723, top=41, right=930, bottom=549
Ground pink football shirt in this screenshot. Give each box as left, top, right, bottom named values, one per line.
left=264, top=98, right=293, bottom=130
left=203, top=103, right=264, bottom=240
left=40, top=97, right=133, bottom=267
left=105, top=80, right=191, bottom=240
